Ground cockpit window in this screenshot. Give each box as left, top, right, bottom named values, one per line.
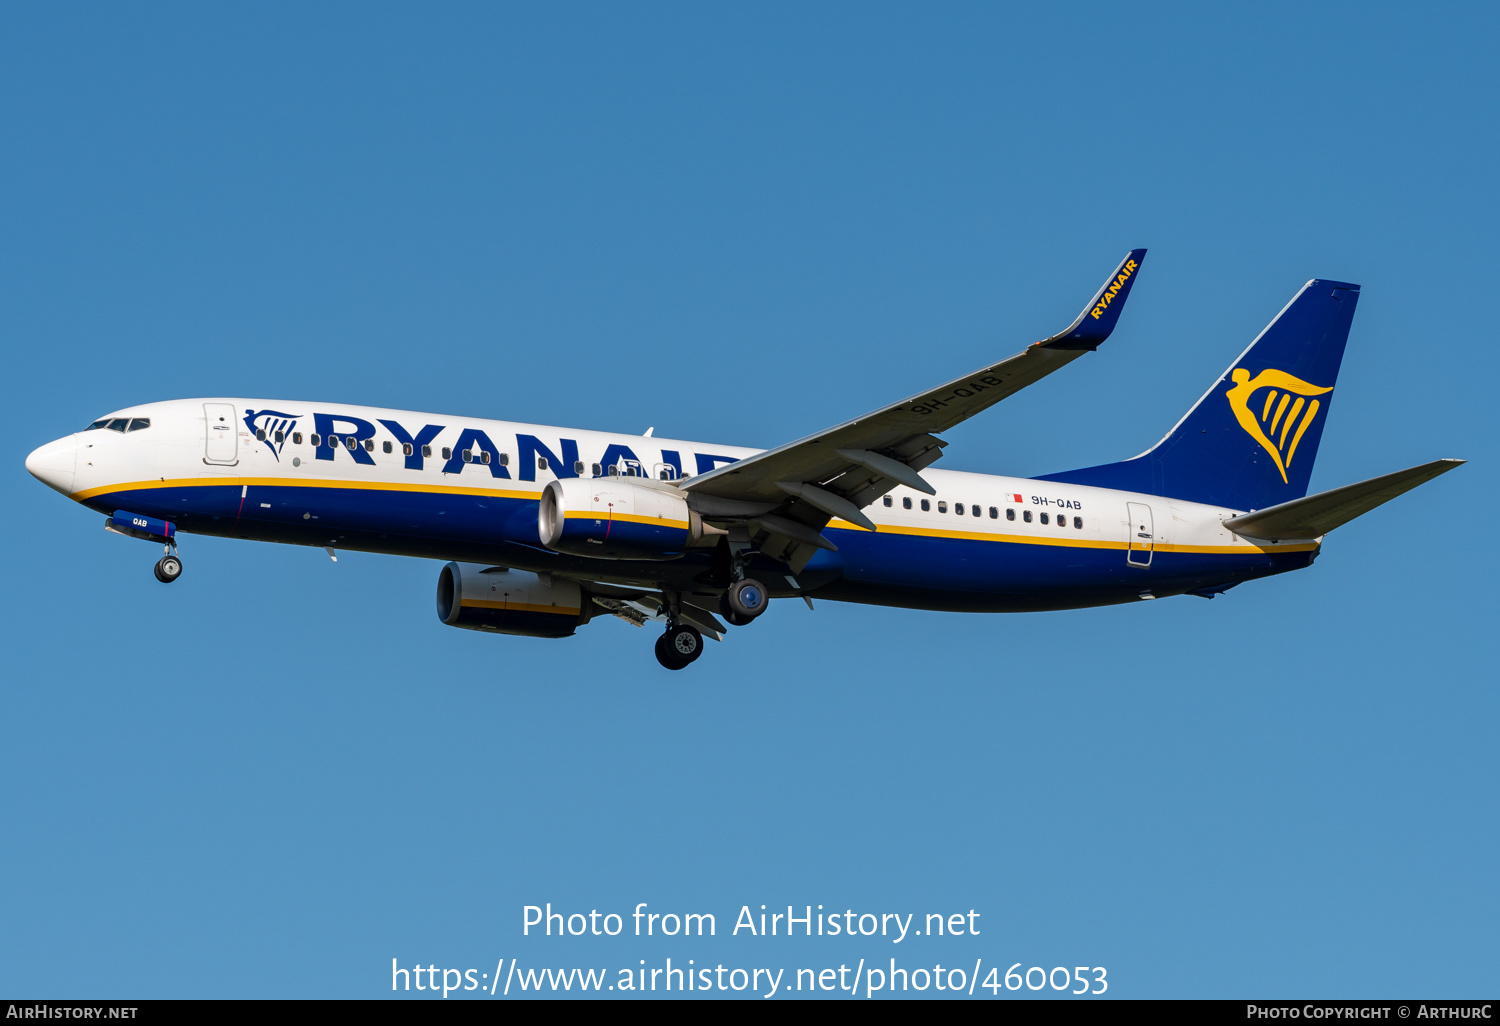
left=86, top=417, right=151, bottom=432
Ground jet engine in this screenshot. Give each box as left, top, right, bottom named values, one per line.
left=538, top=478, right=697, bottom=560
left=436, top=562, right=588, bottom=638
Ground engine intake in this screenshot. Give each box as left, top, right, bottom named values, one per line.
left=436, top=562, right=586, bottom=638
left=538, top=478, right=692, bottom=560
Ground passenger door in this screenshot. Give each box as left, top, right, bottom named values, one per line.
left=203, top=403, right=238, bottom=465
left=1126, top=501, right=1154, bottom=567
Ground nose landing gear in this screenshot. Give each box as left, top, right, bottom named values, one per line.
left=154, top=547, right=183, bottom=583
left=104, top=511, right=184, bottom=583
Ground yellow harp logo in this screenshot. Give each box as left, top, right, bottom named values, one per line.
left=1225, top=368, right=1333, bottom=483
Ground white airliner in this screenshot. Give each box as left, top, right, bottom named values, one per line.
left=25, top=251, right=1462, bottom=668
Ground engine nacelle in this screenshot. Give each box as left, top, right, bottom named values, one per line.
left=538, top=478, right=692, bottom=560
left=436, top=562, right=586, bottom=638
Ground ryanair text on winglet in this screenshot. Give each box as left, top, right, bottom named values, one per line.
left=1089, top=259, right=1138, bottom=320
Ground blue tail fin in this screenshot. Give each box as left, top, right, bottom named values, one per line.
left=1036, top=278, right=1361, bottom=511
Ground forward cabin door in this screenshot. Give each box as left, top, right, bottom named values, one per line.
left=203, top=403, right=238, bottom=465
left=1126, top=501, right=1154, bottom=567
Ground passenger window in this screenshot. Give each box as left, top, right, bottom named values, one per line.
left=989, top=506, right=998, bottom=519
left=441, top=447, right=451, bottom=460
left=481, top=451, right=491, bottom=464
left=364, top=439, right=374, bottom=451
left=538, top=457, right=548, bottom=470
left=1074, top=516, right=1083, bottom=529
left=310, top=433, right=322, bottom=447
left=954, top=503, right=964, bottom=515
left=574, top=461, right=585, bottom=474
left=1023, top=510, right=1032, bottom=523
left=609, top=465, right=620, bottom=476
left=274, top=430, right=284, bottom=444
left=256, top=429, right=266, bottom=441
left=883, top=496, right=892, bottom=507
left=1040, top=512, right=1049, bottom=525
left=462, top=449, right=473, bottom=463
left=591, top=463, right=602, bottom=477
left=422, top=445, right=432, bottom=458
left=972, top=504, right=980, bottom=517
left=1006, top=508, right=1015, bottom=521
left=499, top=453, right=509, bottom=466
left=937, top=502, right=947, bottom=513
left=920, top=499, right=930, bottom=512
left=382, top=441, right=392, bottom=454
left=1057, top=515, right=1066, bottom=528
left=347, top=437, right=359, bottom=451
left=403, top=443, right=413, bottom=457
left=129, top=418, right=151, bottom=432
left=293, top=432, right=303, bottom=445
left=902, top=497, right=912, bottom=510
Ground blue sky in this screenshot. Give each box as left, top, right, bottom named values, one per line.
left=2, top=2, right=1495, bottom=999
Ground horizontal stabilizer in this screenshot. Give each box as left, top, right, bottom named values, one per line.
left=1224, top=458, right=1464, bottom=540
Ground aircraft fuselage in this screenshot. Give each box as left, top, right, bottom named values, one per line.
left=28, top=397, right=1316, bottom=613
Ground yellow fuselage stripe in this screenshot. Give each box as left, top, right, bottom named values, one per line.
left=73, top=475, right=537, bottom=503
left=824, top=519, right=1317, bottom=554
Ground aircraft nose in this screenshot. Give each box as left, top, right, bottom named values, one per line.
left=25, top=434, right=78, bottom=495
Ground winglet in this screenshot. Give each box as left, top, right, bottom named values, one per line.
left=1037, top=248, right=1147, bottom=351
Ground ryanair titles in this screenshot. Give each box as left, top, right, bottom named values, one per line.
left=1089, top=259, right=1138, bottom=320
left=242, top=409, right=740, bottom=482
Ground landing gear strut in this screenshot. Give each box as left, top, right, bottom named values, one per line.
left=655, top=624, right=703, bottom=670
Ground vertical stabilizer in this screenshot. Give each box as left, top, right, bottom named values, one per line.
left=1037, top=279, right=1360, bottom=511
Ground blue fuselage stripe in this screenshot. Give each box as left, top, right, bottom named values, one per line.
left=85, top=483, right=1311, bottom=612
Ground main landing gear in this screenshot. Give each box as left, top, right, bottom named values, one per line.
left=654, top=574, right=772, bottom=670
left=721, top=578, right=769, bottom=625
left=655, top=624, right=703, bottom=671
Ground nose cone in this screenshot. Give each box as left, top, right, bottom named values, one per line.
left=26, top=435, right=77, bottom=495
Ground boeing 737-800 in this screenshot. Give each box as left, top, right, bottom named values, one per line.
left=24, top=250, right=1463, bottom=668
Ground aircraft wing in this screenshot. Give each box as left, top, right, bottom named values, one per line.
left=681, top=249, right=1145, bottom=565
